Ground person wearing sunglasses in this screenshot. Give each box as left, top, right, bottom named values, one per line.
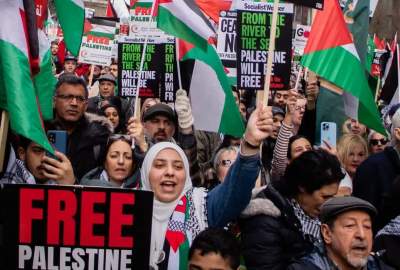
left=368, top=130, right=388, bottom=154
left=213, top=146, right=239, bottom=183
left=80, top=134, right=140, bottom=188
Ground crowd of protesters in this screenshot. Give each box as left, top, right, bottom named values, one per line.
left=0, top=37, right=400, bottom=270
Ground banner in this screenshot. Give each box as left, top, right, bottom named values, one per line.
left=118, top=42, right=163, bottom=97
left=0, top=184, right=153, bottom=269
left=217, top=11, right=237, bottom=77
left=293, top=24, right=311, bottom=56
left=160, top=39, right=179, bottom=102
left=128, top=0, right=165, bottom=39
left=237, top=2, right=293, bottom=90
left=286, top=0, right=323, bottom=9
left=78, top=18, right=117, bottom=66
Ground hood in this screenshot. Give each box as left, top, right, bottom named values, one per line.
left=84, top=112, right=114, bottom=133
left=241, top=186, right=281, bottom=218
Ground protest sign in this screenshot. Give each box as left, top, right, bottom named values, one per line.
left=237, top=2, right=293, bottom=90
left=160, top=40, right=179, bottom=102
left=128, top=0, right=165, bottom=39
left=78, top=19, right=117, bottom=66
left=217, top=11, right=237, bottom=77
left=118, top=42, right=162, bottom=97
left=293, top=24, right=311, bottom=56
left=0, top=184, right=153, bottom=270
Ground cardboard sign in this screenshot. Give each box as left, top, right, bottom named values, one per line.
left=160, top=40, right=179, bottom=102
left=293, top=24, right=311, bottom=56
left=217, top=11, right=237, bottom=77
left=237, top=2, right=293, bottom=90
left=118, top=42, right=162, bottom=97
left=0, top=184, right=153, bottom=270
left=78, top=19, right=117, bottom=66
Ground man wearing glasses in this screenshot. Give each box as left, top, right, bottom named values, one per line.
left=47, top=75, right=112, bottom=180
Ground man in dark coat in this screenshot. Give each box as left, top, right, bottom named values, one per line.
left=353, top=107, right=400, bottom=233
left=47, top=75, right=112, bottom=180
left=287, top=196, right=394, bottom=270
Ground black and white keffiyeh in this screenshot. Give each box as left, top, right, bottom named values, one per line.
left=290, top=199, right=322, bottom=242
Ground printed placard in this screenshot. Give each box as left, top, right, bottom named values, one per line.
left=78, top=19, right=117, bottom=66
left=237, top=2, right=293, bottom=90
left=160, top=40, right=179, bottom=102
left=0, top=184, right=153, bottom=269
left=118, top=42, right=163, bottom=98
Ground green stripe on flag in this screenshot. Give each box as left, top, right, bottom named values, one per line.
left=33, top=49, right=56, bottom=121
left=0, top=40, right=53, bottom=152
left=54, top=0, right=84, bottom=56
left=302, top=46, right=385, bottom=134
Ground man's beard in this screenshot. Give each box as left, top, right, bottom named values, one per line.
left=345, top=254, right=368, bottom=269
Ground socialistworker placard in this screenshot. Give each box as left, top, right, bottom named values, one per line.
left=0, top=184, right=153, bottom=269
left=118, top=42, right=163, bottom=98
left=160, top=39, right=179, bottom=103
left=78, top=18, right=117, bottom=66
left=237, top=2, right=293, bottom=90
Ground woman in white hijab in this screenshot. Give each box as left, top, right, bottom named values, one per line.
left=141, top=104, right=274, bottom=269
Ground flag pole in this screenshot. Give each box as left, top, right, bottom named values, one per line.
left=374, top=76, right=380, bottom=102
left=294, top=66, right=303, bottom=91
left=262, top=0, right=280, bottom=106
left=175, top=38, right=183, bottom=90
left=0, top=111, right=9, bottom=172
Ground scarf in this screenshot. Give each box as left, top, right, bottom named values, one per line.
left=140, top=142, right=194, bottom=269
left=377, top=215, right=400, bottom=237
left=290, top=199, right=322, bottom=242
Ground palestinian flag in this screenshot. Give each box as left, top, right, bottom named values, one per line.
left=83, top=20, right=116, bottom=40
left=54, top=0, right=85, bottom=56
left=179, top=40, right=245, bottom=137
left=301, top=0, right=385, bottom=134
left=195, top=0, right=232, bottom=23
left=157, top=0, right=216, bottom=50
left=106, top=0, right=130, bottom=19
left=0, top=0, right=52, bottom=152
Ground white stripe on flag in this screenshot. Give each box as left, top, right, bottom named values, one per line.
left=190, top=60, right=225, bottom=132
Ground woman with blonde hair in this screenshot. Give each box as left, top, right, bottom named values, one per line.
left=336, top=134, right=368, bottom=195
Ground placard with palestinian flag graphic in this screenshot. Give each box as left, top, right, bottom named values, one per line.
left=78, top=18, right=117, bottom=66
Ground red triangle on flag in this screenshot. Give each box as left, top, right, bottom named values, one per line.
left=304, top=0, right=353, bottom=54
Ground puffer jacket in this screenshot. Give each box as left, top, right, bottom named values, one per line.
left=287, top=243, right=395, bottom=270
left=239, top=185, right=314, bottom=270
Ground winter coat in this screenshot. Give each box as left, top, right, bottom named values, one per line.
left=374, top=215, right=400, bottom=269
left=287, top=243, right=395, bottom=270
left=80, top=167, right=140, bottom=189
left=46, top=113, right=113, bottom=180
left=353, top=146, right=400, bottom=232
left=239, top=185, right=314, bottom=270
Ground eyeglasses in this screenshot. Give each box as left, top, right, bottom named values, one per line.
left=218, top=160, right=235, bottom=167
left=294, top=105, right=306, bottom=111
left=56, top=94, right=87, bottom=103
left=108, top=134, right=132, bottom=144
left=370, top=138, right=388, bottom=146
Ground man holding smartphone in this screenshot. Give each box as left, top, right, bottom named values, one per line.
left=1, top=137, right=75, bottom=185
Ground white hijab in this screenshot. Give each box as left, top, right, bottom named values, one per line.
left=140, top=142, right=193, bottom=268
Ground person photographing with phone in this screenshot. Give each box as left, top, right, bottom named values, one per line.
left=1, top=136, right=75, bottom=185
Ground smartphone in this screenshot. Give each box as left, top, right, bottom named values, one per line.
left=47, top=130, right=68, bottom=157
left=320, top=122, right=337, bottom=147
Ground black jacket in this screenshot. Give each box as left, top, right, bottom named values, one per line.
left=46, top=113, right=113, bottom=180
left=239, top=186, right=314, bottom=270
left=353, top=147, right=400, bottom=232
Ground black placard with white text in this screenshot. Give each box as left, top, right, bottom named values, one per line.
left=237, top=2, right=293, bottom=90
left=118, top=42, right=162, bottom=98
left=160, top=40, right=179, bottom=102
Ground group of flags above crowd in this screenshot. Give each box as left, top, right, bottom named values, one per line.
left=0, top=0, right=398, bottom=152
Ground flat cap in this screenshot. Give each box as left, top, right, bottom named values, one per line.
left=143, top=103, right=176, bottom=123
left=319, top=196, right=377, bottom=223
left=98, top=74, right=116, bottom=85
left=64, top=54, right=77, bottom=61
